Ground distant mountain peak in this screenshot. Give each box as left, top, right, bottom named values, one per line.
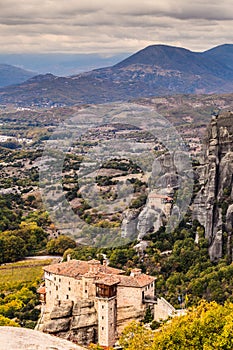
left=114, top=44, right=194, bottom=68
left=0, top=43, right=233, bottom=107
left=0, top=64, right=36, bottom=88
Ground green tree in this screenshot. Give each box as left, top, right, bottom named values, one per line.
left=46, top=235, right=76, bottom=255
left=120, top=301, right=233, bottom=350
left=152, top=301, right=233, bottom=350
left=143, top=306, right=153, bottom=324
left=119, top=321, right=154, bottom=350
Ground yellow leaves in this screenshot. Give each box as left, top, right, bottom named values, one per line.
left=119, top=321, right=154, bottom=350
left=152, top=301, right=233, bottom=349
left=120, top=301, right=233, bottom=350
left=0, top=315, right=19, bottom=327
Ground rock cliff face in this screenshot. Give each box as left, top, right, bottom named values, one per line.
left=39, top=300, right=98, bottom=346
left=0, top=326, right=86, bottom=350
left=193, top=112, right=233, bottom=260
left=122, top=152, right=182, bottom=240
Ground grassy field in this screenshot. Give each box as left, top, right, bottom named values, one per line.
left=0, top=259, right=53, bottom=291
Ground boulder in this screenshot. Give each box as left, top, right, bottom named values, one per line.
left=43, top=318, right=71, bottom=333
left=50, top=300, right=73, bottom=319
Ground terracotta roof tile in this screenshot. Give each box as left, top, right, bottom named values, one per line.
left=95, top=275, right=120, bottom=286
left=118, top=274, right=156, bottom=288
left=43, top=259, right=156, bottom=288
left=37, top=286, right=46, bottom=294
left=43, top=259, right=124, bottom=278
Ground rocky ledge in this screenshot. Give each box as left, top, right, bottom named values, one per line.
left=0, top=326, right=86, bottom=350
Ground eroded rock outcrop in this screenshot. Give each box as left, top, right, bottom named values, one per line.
left=137, top=206, right=165, bottom=239
left=193, top=112, right=233, bottom=260
left=41, top=299, right=98, bottom=346
left=121, top=208, right=139, bottom=239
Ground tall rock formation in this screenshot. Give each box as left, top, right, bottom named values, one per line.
left=193, top=111, right=233, bottom=260
left=39, top=300, right=98, bottom=346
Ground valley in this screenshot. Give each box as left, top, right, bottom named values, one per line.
left=0, top=43, right=233, bottom=350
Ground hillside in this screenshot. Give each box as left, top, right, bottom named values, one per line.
left=203, top=44, right=233, bottom=70
left=0, top=44, right=233, bottom=107
left=0, top=64, right=36, bottom=88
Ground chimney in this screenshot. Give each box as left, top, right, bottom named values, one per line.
left=130, top=268, right=142, bottom=277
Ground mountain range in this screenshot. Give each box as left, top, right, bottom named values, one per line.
left=0, top=44, right=233, bottom=107
left=0, top=64, right=35, bottom=88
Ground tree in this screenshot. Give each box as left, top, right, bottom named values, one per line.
left=152, top=301, right=233, bottom=350
left=120, top=302, right=233, bottom=350
left=143, top=306, right=153, bottom=324
left=1, top=235, right=27, bottom=262
left=0, top=315, right=19, bottom=327
left=119, top=321, right=154, bottom=350
left=46, top=235, right=77, bottom=255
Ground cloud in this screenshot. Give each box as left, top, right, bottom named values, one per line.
left=0, top=0, right=232, bottom=54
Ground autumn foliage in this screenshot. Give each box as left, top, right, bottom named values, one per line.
left=119, top=301, right=233, bottom=350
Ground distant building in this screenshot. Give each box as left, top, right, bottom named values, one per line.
left=39, top=258, right=156, bottom=348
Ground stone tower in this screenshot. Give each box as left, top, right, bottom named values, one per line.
left=95, top=276, right=119, bottom=348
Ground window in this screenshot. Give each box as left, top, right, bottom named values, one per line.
left=66, top=295, right=69, bottom=299
left=102, top=305, right=104, bottom=309
left=68, top=287, right=71, bottom=291
left=102, top=327, right=104, bottom=330
left=102, top=316, right=104, bottom=320
left=85, top=290, right=87, bottom=293
left=56, top=286, right=58, bottom=291
left=54, top=277, right=56, bottom=281
left=59, top=278, right=61, bottom=282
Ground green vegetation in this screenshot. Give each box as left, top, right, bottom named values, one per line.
left=0, top=259, right=52, bottom=328
left=46, top=235, right=77, bottom=255
left=119, top=301, right=233, bottom=350
left=0, top=219, right=48, bottom=263
left=64, top=212, right=233, bottom=308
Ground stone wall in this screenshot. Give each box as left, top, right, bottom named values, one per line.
left=154, top=297, right=176, bottom=321
left=97, top=297, right=117, bottom=347
left=45, top=272, right=97, bottom=312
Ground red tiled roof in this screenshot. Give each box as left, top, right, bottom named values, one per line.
left=43, top=259, right=124, bottom=278
left=37, top=286, right=46, bottom=294
left=43, top=259, right=156, bottom=288
left=95, top=275, right=120, bottom=286
left=118, top=274, right=156, bottom=288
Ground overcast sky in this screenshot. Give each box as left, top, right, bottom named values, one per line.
left=0, top=0, right=232, bottom=55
